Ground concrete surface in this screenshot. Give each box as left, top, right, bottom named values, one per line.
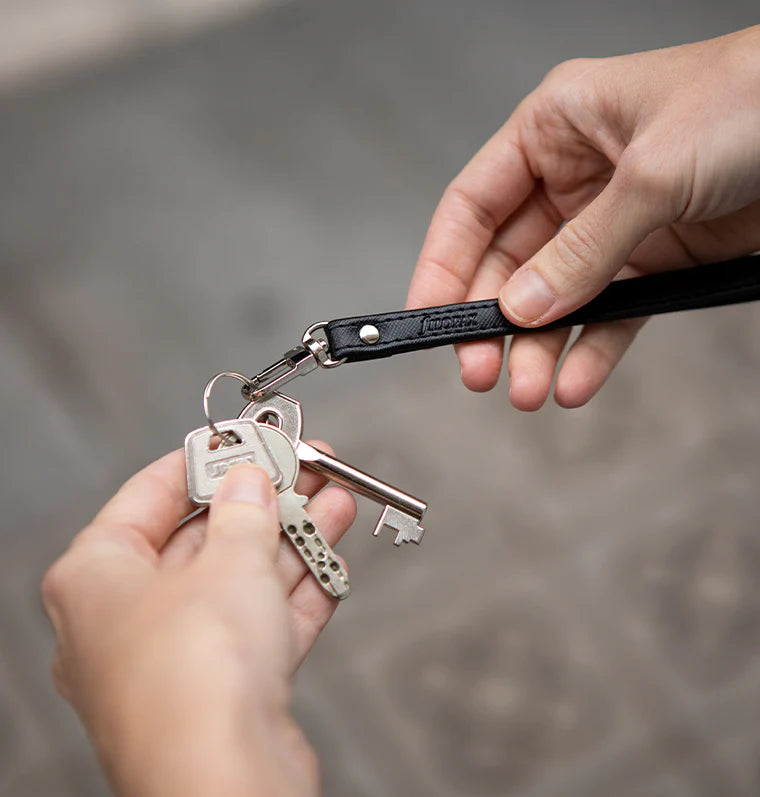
left=0, top=0, right=277, bottom=92
left=0, top=1, right=759, bottom=795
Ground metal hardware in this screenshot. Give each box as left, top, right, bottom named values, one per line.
left=302, top=321, right=345, bottom=369
left=240, top=392, right=303, bottom=444
left=244, top=393, right=426, bottom=546
left=297, top=440, right=425, bottom=545
left=240, top=322, right=346, bottom=404
left=359, top=324, right=380, bottom=344
left=259, top=423, right=350, bottom=599
left=203, top=371, right=254, bottom=445
left=185, top=419, right=282, bottom=504
left=241, top=346, right=319, bottom=402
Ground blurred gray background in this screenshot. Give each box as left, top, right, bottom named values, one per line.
left=1, top=1, right=760, bottom=795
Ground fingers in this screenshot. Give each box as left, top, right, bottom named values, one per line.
left=458, top=188, right=563, bottom=392
left=43, top=451, right=194, bottom=642
left=41, top=541, right=152, bottom=641
left=200, top=465, right=280, bottom=577
left=292, top=440, right=333, bottom=497
left=406, top=117, right=535, bottom=310
left=507, top=328, right=573, bottom=411
left=499, top=171, right=666, bottom=327
left=84, top=449, right=194, bottom=555
left=276, top=486, right=356, bottom=594
left=287, top=561, right=347, bottom=671
left=554, top=317, right=648, bottom=408
left=454, top=232, right=511, bottom=391
left=506, top=317, right=648, bottom=410
left=159, top=512, right=207, bottom=569
left=159, top=440, right=338, bottom=569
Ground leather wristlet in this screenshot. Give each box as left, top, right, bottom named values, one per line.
left=325, top=254, right=760, bottom=363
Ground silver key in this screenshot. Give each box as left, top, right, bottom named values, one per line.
left=185, top=419, right=282, bottom=504
left=241, top=393, right=426, bottom=546
left=257, top=423, right=350, bottom=600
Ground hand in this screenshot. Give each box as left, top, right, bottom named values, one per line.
left=407, top=25, right=760, bottom=410
left=42, top=448, right=356, bottom=797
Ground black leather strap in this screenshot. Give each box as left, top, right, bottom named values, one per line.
left=326, top=254, right=760, bottom=363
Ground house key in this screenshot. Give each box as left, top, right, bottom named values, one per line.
left=257, top=422, right=351, bottom=600
left=185, top=417, right=349, bottom=600
left=185, top=419, right=282, bottom=504
left=240, top=393, right=426, bottom=546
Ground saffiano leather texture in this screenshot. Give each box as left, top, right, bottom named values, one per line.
left=326, top=255, right=760, bottom=363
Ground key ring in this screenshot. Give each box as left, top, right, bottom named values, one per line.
left=203, top=371, right=253, bottom=446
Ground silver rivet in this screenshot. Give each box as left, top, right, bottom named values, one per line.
left=359, top=324, right=380, bottom=344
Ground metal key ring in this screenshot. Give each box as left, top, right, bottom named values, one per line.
left=203, top=371, right=253, bottom=446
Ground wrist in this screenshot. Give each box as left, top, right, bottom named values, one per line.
left=99, top=700, right=293, bottom=797
left=719, top=25, right=760, bottom=87
left=88, top=656, right=297, bottom=797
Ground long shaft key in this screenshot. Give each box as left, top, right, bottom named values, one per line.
left=185, top=417, right=349, bottom=600
left=241, top=393, right=426, bottom=546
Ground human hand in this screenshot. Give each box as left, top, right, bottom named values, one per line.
left=42, top=448, right=355, bottom=797
left=407, top=25, right=760, bottom=410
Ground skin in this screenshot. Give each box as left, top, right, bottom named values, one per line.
left=42, top=447, right=356, bottom=797
left=41, top=25, right=760, bottom=797
left=407, top=25, right=760, bottom=411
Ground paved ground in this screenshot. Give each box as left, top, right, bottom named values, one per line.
left=1, top=1, right=759, bottom=795
left=0, top=0, right=274, bottom=92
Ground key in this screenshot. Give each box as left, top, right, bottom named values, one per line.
left=241, top=393, right=426, bottom=546
left=256, top=423, right=350, bottom=600
left=185, top=419, right=282, bottom=504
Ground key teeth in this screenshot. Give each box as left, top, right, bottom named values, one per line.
left=373, top=506, right=425, bottom=546
left=393, top=525, right=425, bottom=546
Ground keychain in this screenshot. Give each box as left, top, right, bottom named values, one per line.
left=185, top=254, right=760, bottom=600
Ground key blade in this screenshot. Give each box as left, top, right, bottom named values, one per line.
left=279, top=492, right=351, bottom=600
left=373, top=505, right=425, bottom=546
left=256, top=423, right=350, bottom=601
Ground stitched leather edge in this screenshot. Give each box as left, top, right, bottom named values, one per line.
left=326, top=256, right=760, bottom=361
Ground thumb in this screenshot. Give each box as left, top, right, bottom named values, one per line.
left=499, top=173, right=664, bottom=326
left=202, top=465, right=280, bottom=571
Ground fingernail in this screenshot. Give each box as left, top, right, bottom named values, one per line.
left=215, top=465, right=273, bottom=508
left=500, top=269, right=556, bottom=323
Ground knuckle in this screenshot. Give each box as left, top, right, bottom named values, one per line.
left=552, top=220, right=601, bottom=288
left=282, top=717, right=320, bottom=785
left=293, top=594, right=334, bottom=645
left=617, top=142, right=681, bottom=209
left=51, top=653, right=72, bottom=700
left=217, top=500, right=275, bottom=530
left=544, top=57, right=598, bottom=87
left=300, top=742, right=320, bottom=786
left=41, top=556, right=75, bottom=612
left=583, top=336, right=619, bottom=373
left=444, top=184, right=498, bottom=235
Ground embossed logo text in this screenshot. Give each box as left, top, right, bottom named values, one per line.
left=420, top=312, right=479, bottom=335
left=206, top=454, right=257, bottom=480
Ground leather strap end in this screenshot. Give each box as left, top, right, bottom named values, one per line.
left=325, top=255, right=760, bottom=363
left=326, top=301, right=521, bottom=362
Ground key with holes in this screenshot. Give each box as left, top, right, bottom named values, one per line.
left=185, top=417, right=348, bottom=599
left=241, top=393, right=426, bottom=546
left=185, top=419, right=282, bottom=504
left=257, top=422, right=350, bottom=600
